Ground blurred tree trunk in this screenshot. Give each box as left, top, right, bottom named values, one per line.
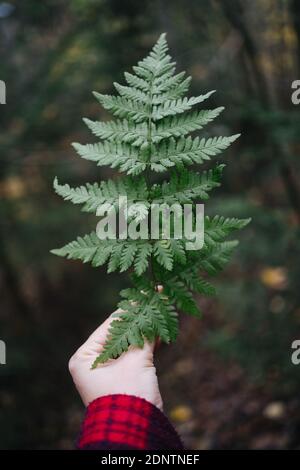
left=219, top=0, right=300, bottom=222
left=290, top=0, right=300, bottom=72
left=219, top=0, right=270, bottom=107
left=0, top=234, right=32, bottom=321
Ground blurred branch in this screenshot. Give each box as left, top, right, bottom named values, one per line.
left=219, top=0, right=300, bottom=222
left=219, top=0, right=270, bottom=107
left=290, top=0, right=300, bottom=72
left=0, top=232, right=33, bottom=322
left=1, top=21, right=82, bottom=155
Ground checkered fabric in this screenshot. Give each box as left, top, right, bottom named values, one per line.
left=77, top=394, right=184, bottom=450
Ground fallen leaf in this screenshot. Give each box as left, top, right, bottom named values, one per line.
left=263, top=402, right=285, bottom=420
left=170, top=405, right=192, bottom=423
left=260, top=267, right=287, bottom=290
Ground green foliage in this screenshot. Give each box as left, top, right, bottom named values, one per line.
left=94, top=278, right=178, bottom=366
left=52, top=33, right=250, bottom=365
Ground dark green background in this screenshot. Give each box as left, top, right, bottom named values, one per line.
left=1, top=0, right=300, bottom=449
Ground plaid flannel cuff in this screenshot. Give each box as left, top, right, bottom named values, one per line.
left=77, top=394, right=184, bottom=450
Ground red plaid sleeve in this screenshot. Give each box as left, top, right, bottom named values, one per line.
left=77, top=394, right=184, bottom=450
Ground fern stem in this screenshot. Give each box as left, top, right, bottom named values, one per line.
left=146, top=72, right=159, bottom=292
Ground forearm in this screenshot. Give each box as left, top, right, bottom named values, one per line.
left=77, top=394, right=184, bottom=450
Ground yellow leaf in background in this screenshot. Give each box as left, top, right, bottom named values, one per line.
left=263, top=402, right=285, bottom=420
left=260, top=267, right=287, bottom=290
left=0, top=176, right=26, bottom=199
left=170, top=405, right=192, bottom=423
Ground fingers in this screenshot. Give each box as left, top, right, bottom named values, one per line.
left=85, top=286, right=163, bottom=344
left=77, top=285, right=164, bottom=359
left=143, top=338, right=155, bottom=354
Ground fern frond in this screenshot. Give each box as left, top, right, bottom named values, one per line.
left=119, top=243, right=139, bottom=272
left=83, top=108, right=223, bottom=146
left=152, top=108, right=224, bottom=142
left=152, top=91, right=216, bottom=120
left=134, top=243, right=153, bottom=276
left=204, top=216, right=251, bottom=247
left=153, top=239, right=173, bottom=270
left=53, top=176, right=147, bottom=212
left=151, top=134, right=240, bottom=171
left=138, top=52, right=175, bottom=81
left=154, top=76, right=191, bottom=102
left=151, top=165, right=224, bottom=204
left=92, top=284, right=178, bottom=366
left=164, top=278, right=201, bottom=316
left=113, top=83, right=150, bottom=104
left=107, top=243, right=125, bottom=273
left=150, top=32, right=169, bottom=60
left=153, top=71, right=186, bottom=94
left=169, top=238, right=187, bottom=264
left=83, top=117, right=148, bottom=147
left=51, top=232, right=115, bottom=267
left=52, top=33, right=250, bottom=364
left=179, top=269, right=216, bottom=296
left=124, top=72, right=150, bottom=92
left=93, top=92, right=149, bottom=123
left=72, top=141, right=147, bottom=175
left=52, top=232, right=154, bottom=274
left=198, top=240, right=239, bottom=275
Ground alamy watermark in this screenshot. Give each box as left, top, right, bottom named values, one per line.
left=0, top=340, right=6, bottom=365
left=291, top=80, right=300, bottom=105
left=0, top=80, right=6, bottom=104
left=291, top=340, right=300, bottom=365
left=95, top=196, right=205, bottom=250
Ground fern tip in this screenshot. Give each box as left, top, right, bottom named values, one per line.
left=231, top=133, right=241, bottom=142
left=50, top=248, right=64, bottom=257
left=91, top=356, right=105, bottom=369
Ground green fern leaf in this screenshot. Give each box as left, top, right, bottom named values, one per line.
left=154, top=239, right=173, bottom=270
left=83, top=117, right=148, bottom=147
left=120, top=243, right=139, bottom=272
left=152, top=91, right=215, bottom=120
left=134, top=243, right=153, bottom=276
left=93, top=92, right=149, bottom=122
left=72, top=141, right=147, bottom=175
left=124, top=72, right=150, bottom=92
left=53, top=176, right=147, bottom=213
left=151, top=134, right=240, bottom=170
left=164, top=278, right=200, bottom=316
left=198, top=240, right=239, bottom=275
left=152, top=108, right=224, bottom=142
left=204, top=216, right=251, bottom=246
left=51, top=232, right=115, bottom=266
left=152, top=165, right=224, bottom=204
left=92, top=285, right=176, bottom=366
left=52, top=33, right=250, bottom=364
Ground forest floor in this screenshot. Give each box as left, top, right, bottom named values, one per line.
left=157, top=314, right=300, bottom=450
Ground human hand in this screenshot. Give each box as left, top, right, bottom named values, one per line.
left=68, top=307, right=163, bottom=410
